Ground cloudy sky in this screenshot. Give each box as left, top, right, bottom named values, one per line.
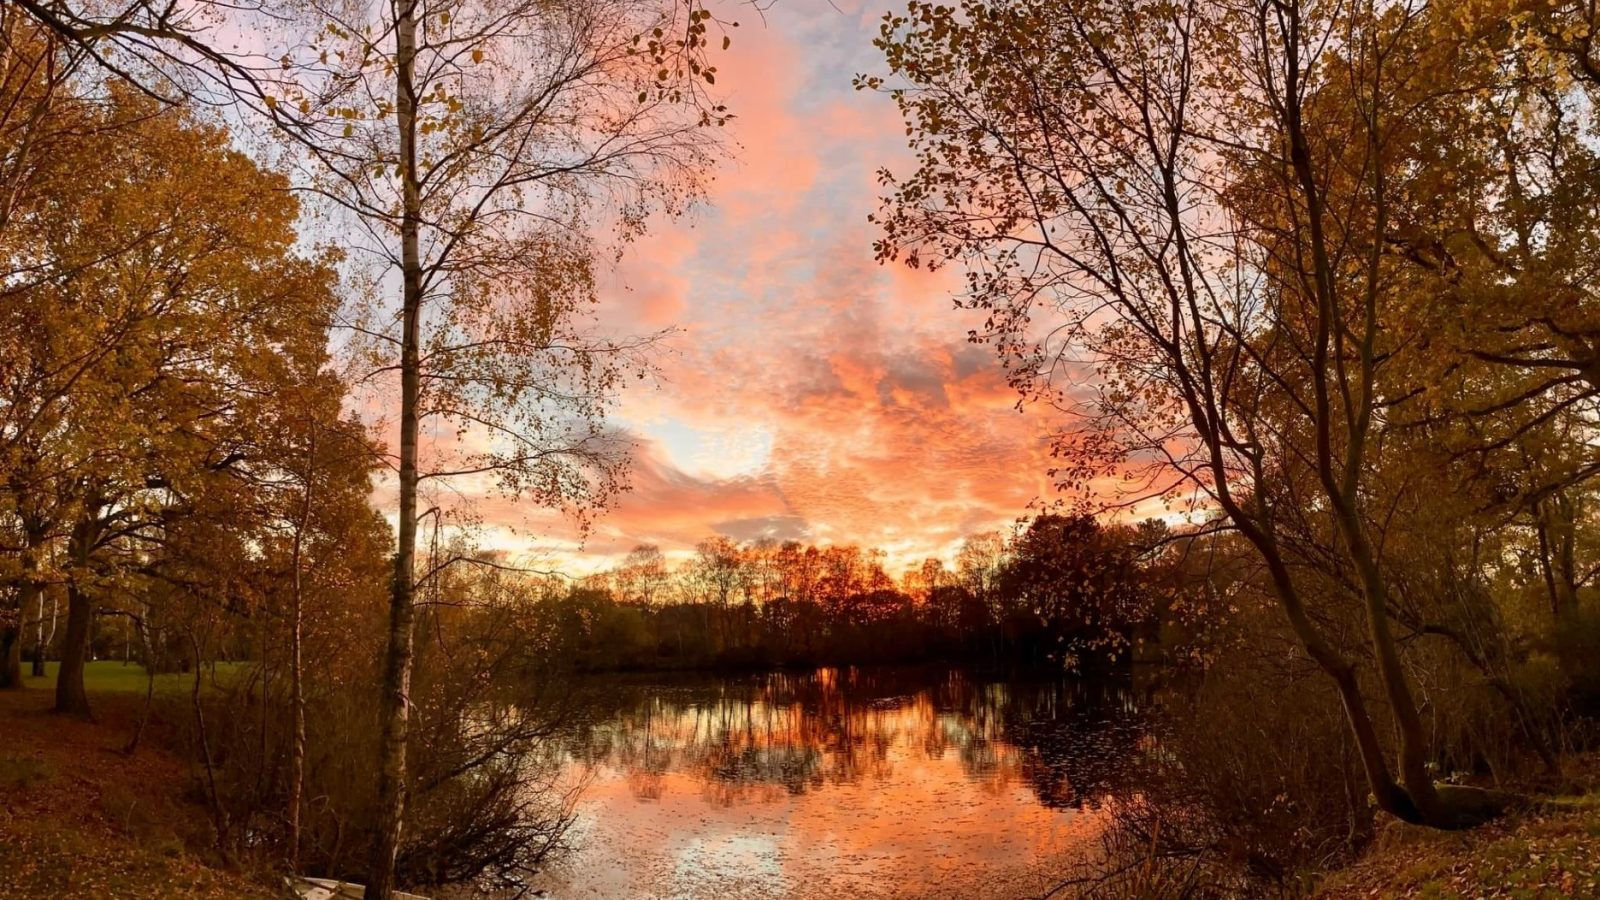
left=467, top=0, right=1065, bottom=572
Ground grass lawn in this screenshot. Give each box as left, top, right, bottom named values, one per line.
left=22, top=660, right=252, bottom=695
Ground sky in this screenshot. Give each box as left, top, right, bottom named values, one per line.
left=466, top=0, right=1067, bottom=573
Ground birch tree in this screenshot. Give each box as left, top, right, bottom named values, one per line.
left=251, top=0, right=727, bottom=891
left=6, top=0, right=728, bottom=886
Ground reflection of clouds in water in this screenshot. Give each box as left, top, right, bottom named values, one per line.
left=537, top=668, right=1146, bottom=898
left=673, top=833, right=787, bottom=895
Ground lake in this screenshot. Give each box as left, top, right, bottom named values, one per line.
left=532, top=667, right=1150, bottom=899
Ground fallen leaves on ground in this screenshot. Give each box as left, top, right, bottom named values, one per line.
left=0, top=687, right=276, bottom=899
left=1316, top=792, right=1600, bottom=899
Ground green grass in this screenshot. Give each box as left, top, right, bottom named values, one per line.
left=22, top=660, right=251, bottom=695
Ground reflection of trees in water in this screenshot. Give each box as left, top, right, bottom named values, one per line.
left=558, top=667, right=1147, bottom=810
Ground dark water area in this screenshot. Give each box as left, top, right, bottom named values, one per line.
left=531, top=666, right=1152, bottom=899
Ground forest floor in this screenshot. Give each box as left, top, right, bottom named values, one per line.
left=1315, top=777, right=1600, bottom=898
left=0, top=673, right=275, bottom=899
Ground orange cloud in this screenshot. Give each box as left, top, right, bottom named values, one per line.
left=398, top=3, right=1093, bottom=571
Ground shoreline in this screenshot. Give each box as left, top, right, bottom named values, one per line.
left=2, top=670, right=1595, bottom=899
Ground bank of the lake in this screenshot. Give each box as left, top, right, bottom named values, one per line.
left=1314, top=789, right=1600, bottom=898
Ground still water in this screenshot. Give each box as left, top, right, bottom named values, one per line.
left=533, top=667, right=1148, bottom=899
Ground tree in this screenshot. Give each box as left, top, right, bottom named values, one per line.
left=0, top=83, right=338, bottom=715
left=616, top=543, right=668, bottom=606
left=1376, top=0, right=1600, bottom=415
left=0, top=1, right=730, bottom=887
left=955, top=530, right=1006, bottom=654
left=998, top=515, right=1147, bottom=667
left=0, top=15, right=88, bottom=689
left=864, top=0, right=1531, bottom=826
left=691, top=536, right=748, bottom=650
left=253, top=377, right=384, bottom=871
left=243, top=1, right=732, bottom=890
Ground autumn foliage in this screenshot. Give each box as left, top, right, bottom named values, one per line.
left=864, top=0, right=1600, bottom=840
left=7, top=0, right=1600, bottom=894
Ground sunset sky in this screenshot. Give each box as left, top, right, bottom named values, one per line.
left=473, top=0, right=1065, bottom=572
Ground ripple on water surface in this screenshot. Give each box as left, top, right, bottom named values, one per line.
left=532, top=667, right=1144, bottom=899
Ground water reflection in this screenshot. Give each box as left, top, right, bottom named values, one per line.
left=538, top=667, right=1147, bottom=899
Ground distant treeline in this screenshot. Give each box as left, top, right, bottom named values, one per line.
left=525, top=515, right=1199, bottom=672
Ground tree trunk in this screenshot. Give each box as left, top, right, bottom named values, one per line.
left=1273, top=0, right=1453, bottom=828
left=55, top=508, right=100, bottom=717
left=288, top=428, right=315, bottom=872
left=0, top=624, right=22, bottom=689
left=33, top=589, right=55, bottom=677
left=124, top=617, right=156, bottom=755
left=367, top=2, right=423, bottom=894
left=1535, top=495, right=1581, bottom=619
left=55, top=583, right=93, bottom=716
left=1345, top=540, right=1444, bottom=821
left=190, top=632, right=231, bottom=853
left=0, top=583, right=26, bottom=689
left=2, top=521, right=47, bottom=689
left=1214, top=489, right=1430, bottom=825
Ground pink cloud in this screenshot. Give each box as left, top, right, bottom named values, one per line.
left=412, top=5, right=1096, bottom=570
